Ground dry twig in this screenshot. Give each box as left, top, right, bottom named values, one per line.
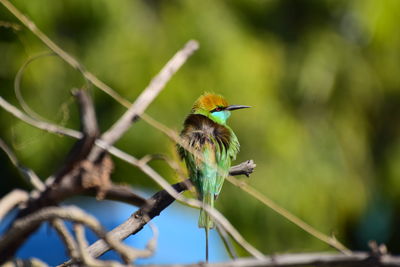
left=0, top=138, right=45, bottom=191
left=0, top=190, right=29, bottom=221
left=73, top=223, right=127, bottom=267
left=51, top=219, right=80, bottom=262
left=216, top=223, right=238, bottom=260
left=0, top=96, right=81, bottom=139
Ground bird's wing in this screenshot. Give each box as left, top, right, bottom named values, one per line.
left=178, top=114, right=231, bottom=197
left=214, top=125, right=240, bottom=196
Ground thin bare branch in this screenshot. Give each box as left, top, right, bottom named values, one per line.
left=138, top=154, right=187, bottom=181
left=14, top=52, right=56, bottom=121
left=0, top=96, right=82, bottom=138
left=85, top=184, right=147, bottom=207
left=51, top=219, right=80, bottom=261
left=216, top=223, right=238, bottom=260
left=0, top=189, right=29, bottom=221
left=145, top=222, right=159, bottom=257
left=74, top=223, right=96, bottom=264
left=0, top=138, right=45, bottom=191
left=228, top=160, right=256, bottom=177
left=73, top=224, right=127, bottom=267
left=0, top=20, right=21, bottom=31
left=2, top=258, right=49, bottom=267
left=50, top=89, right=99, bottom=183
left=73, top=89, right=98, bottom=139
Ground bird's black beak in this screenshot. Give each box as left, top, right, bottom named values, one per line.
left=225, top=105, right=251, bottom=111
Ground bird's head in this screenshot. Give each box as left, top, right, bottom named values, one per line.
left=191, top=93, right=250, bottom=124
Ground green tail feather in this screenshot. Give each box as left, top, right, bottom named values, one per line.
left=199, top=193, right=214, bottom=229
left=205, top=227, right=209, bottom=262
left=199, top=193, right=214, bottom=262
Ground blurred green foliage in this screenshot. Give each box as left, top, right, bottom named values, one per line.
left=1, top=0, right=400, bottom=255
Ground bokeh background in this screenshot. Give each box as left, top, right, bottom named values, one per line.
left=1, top=0, right=400, bottom=264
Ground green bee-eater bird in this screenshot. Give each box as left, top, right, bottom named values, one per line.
left=178, top=93, right=250, bottom=261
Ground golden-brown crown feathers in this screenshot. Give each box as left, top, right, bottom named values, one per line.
left=191, top=93, right=228, bottom=112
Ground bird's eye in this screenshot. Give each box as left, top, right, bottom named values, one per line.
left=213, top=106, right=223, bottom=112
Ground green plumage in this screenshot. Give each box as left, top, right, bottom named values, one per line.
left=178, top=107, right=240, bottom=228
left=178, top=93, right=249, bottom=262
